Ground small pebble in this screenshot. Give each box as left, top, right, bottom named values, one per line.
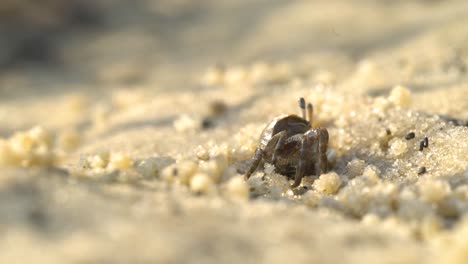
left=313, top=172, right=342, bottom=195
left=405, top=132, right=415, bottom=140
left=225, top=176, right=249, bottom=201
left=108, top=153, right=133, bottom=171
left=190, top=173, right=215, bottom=195
left=346, top=159, right=366, bottom=178
left=423, top=137, right=429, bottom=148
left=201, top=118, right=214, bottom=129
left=419, top=140, right=425, bottom=151
left=389, top=138, right=408, bottom=156
left=173, top=115, right=199, bottom=133
left=418, top=166, right=427, bottom=175
left=195, top=145, right=210, bottom=161
left=209, top=100, right=228, bottom=116
left=389, top=85, right=412, bottom=107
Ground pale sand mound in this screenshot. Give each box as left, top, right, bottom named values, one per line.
left=0, top=1, right=467, bottom=263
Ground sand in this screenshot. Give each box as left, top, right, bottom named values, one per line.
left=0, top=1, right=467, bottom=263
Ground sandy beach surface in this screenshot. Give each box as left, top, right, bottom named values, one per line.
left=1, top=1, right=467, bottom=263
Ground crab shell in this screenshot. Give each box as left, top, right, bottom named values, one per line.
left=258, top=115, right=315, bottom=176
left=258, top=114, right=310, bottom=150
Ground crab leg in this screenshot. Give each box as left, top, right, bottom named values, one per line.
left=291, top=137, right=307, bottom=188
left=271, top=131, right=288, bottom=164
left=307, top=103, right=313, bottom=127
left=292, top=130, right=322, bottom=188
left=317, top=128, right=329, bottom=174
left=245, top=148, right=263, bottom=179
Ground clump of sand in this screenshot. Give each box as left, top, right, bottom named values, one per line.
left=0, top=126, right=57, bottom=167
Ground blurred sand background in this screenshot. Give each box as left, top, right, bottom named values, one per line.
left=0, top=0, right=468, bottom=263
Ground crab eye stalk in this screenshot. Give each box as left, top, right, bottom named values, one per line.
left=298, top=97, right=306, bottom=120
left=307, top=103, right=313, bottom=127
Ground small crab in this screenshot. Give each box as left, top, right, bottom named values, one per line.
left=245, top=97, right=329, bottom=188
